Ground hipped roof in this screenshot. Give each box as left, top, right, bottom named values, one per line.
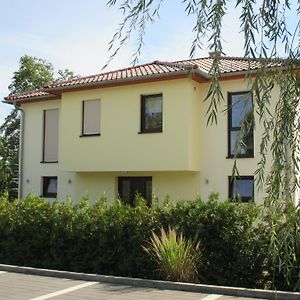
left=4, top=56, right=285, bottom=104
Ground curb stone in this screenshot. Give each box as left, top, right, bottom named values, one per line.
left=0, top=264, right=299, bottom=300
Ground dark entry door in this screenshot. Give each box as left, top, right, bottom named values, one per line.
left=118, top=177, right=152, bottom=205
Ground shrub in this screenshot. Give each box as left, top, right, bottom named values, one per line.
left=143, top=227, right=201, bottom=282
left=1, top=193, right=296, bottom=290
left=264, top=199, right=300, bottom=291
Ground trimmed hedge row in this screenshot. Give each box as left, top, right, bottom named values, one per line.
left=0, top=194, right=293, bottom=290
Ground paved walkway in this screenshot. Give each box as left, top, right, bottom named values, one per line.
left=0, top=271, right=267, bottom=300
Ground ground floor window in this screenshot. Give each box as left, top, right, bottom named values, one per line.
left=229, top=176, right=254, bottom=202
left=118, top=176, right=152, bottom=205
left=42, top=176, right=57, bottom=198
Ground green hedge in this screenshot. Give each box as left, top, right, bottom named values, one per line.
left=0, top=194, right=297, bottom=290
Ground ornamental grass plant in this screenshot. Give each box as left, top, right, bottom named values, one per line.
left=143, top=227, right=202, bottom=282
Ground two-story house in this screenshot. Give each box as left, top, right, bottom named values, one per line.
left=4, top=56, right=283, bottom=204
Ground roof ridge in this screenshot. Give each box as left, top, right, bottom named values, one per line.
left=153, top=60, right=198, bottom=70
left=219, top=55, right=284, bottom=62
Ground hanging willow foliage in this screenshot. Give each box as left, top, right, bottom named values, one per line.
left=106, top=0, right=300, bottom=291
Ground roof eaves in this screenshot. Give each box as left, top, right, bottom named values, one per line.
left=3, top=94, right=61, bottom=105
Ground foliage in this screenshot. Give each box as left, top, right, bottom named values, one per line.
left=56, top=69, right=77, bottom=82
left=1, top=194, right=296, bottom=290
left=144, top=227, right=201, bottom=282
left=106, top=0, right=300, bottom=289
left=0, top=55, right=55, bottom=199
left=8, top=55, right=55, bottom=94
left=105, top=1, right=299, bottom=194
left=0, top=55, right=76, bottom=199
left=0, top=109, right=20, bottom=199
left=265, top=199, right=300, bottom=291
left=158, top=194, right=268, bottom=288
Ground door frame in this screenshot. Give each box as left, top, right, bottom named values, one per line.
left=118, top=176, right=152, bottom=205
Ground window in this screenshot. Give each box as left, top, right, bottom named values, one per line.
left=42, top=176, right=57, bottom=198
left=141, top=94, right=163, bottom=133
left=118, top=177, right=152, bottom=205
left=82, top=99, right=100, bottom=136
left=229, top=176, right=254, bottom=202
left=43, top=109, right=59, bottom=163
left=228, top=92, right=254, bottom=157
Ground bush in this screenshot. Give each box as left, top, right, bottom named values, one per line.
left=0, top=193, right=297, bottom=291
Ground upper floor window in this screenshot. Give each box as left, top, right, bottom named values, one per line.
left=228, top=92, right=254, bottom=157
left=82, top=99, right=100, bottom=136
left=229, top=176, right=254, bottom=202
left=42, top=176, right=57, bottom=198
left=42, top=109, right=59, bottom=163
left=141, top=94, right=163, bottom=133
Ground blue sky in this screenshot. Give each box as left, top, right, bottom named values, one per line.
left=0, top=1, right=298, bottom=124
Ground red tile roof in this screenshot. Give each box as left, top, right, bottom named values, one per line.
left=4, top=56, right=284, bottom=103
left=4, top=90, right=55, bottom=101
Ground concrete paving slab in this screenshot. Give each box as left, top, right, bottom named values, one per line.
left=0, top=271, right=269, bottom=300
left=0, top=272, right=83, bottom=300
left=0, top=265, right=299, bottom=300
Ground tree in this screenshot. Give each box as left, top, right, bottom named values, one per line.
left=0, top=55, right=55, bottom=200
left=0, top=110, right=20, bottom=199
left=8, top=55, right=55, bottom=94
left=106, top=0, right=300, bottom=290
left=0, top=55, right=76, bottom=199
left=56, top=68, right=76, bottom=82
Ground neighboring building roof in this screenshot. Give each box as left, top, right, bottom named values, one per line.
left=3, top=56, right=285, bottom=104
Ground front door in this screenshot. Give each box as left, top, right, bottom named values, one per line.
left=118, top=176, right=152, bottom=205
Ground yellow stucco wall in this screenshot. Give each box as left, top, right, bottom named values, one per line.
left=20, top=100, right=76, bottom=200
left=19, top=76, right=280, bottom=204
left=59, top=79, right=198, bottom=172
left=74, top=171, right=201, bottom=202
left=194, top=78, right=278, bottom=201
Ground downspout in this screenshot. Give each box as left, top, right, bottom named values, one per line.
left=14, top=102, right=24, bottom=199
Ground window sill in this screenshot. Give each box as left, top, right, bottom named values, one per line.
left=230, top=198, right=254, bottom=203
left=40, top=161, right=58, bottom=164
left=138, top=130, right=162, bottom=134
left=226, top=155, right=254, bottom=159
left=80, top=133, right=101, bottom=137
